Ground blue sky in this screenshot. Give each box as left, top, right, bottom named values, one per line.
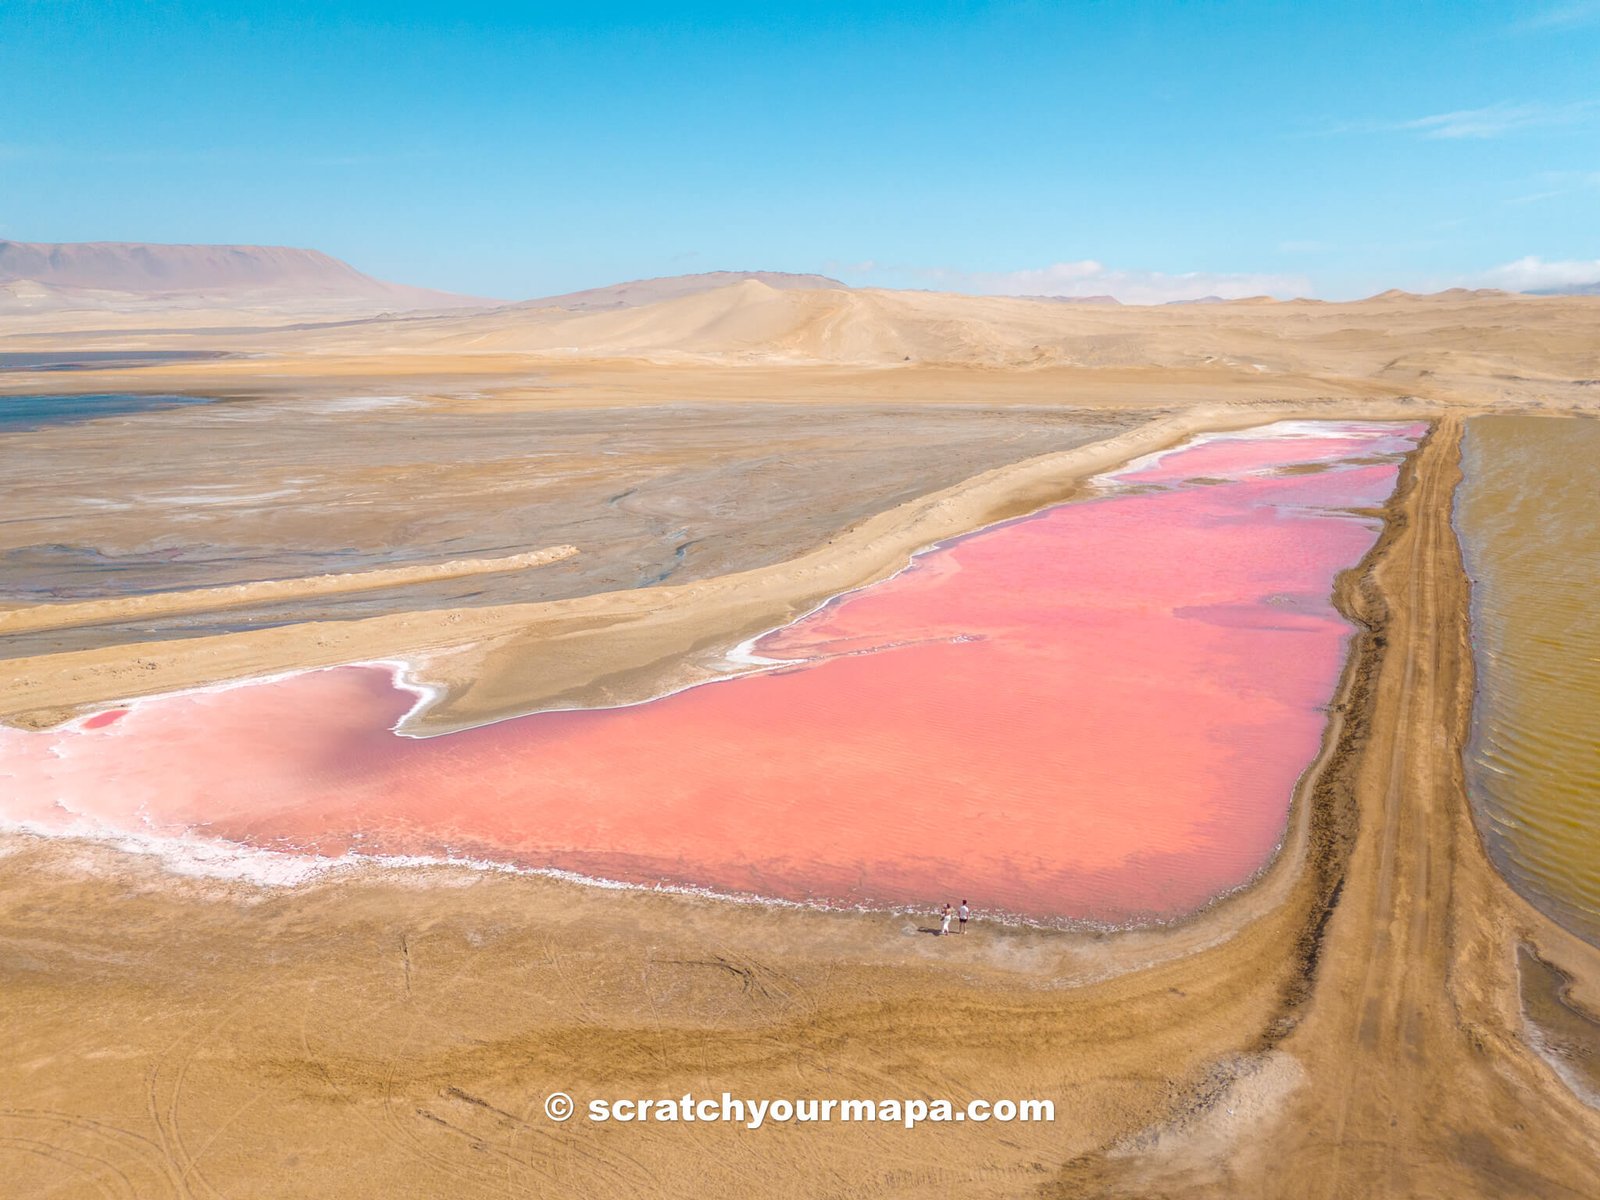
left=3, top=1, right=1598, bottom=301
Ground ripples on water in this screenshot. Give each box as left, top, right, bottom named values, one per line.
left=1458, top=415, right=1600, bottom=945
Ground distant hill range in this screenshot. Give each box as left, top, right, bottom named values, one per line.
left=0, top=240, right=494, bottom=313
left=4, top=245, right=1598, bottom=381
left=1014, top=293, right=1122, bottom=306
left=517, top=270, right=848, bottom=312
left=1527, top=281, right=1600, bottom=296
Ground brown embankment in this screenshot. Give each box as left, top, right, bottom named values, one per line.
left=0, top=545, right=577, bottom=636
left=1060, top=415, right=1600, bottom=1196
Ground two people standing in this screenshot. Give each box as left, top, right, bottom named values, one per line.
left=938, top=900, right=971, bottom=936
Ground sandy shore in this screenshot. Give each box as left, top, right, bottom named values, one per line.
left=4, top=404, right=1599, bottom=1197
left=0, top=545, right=577, bottom=636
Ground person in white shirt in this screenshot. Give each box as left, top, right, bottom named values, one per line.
left=958, top=900, right=970, bottom=934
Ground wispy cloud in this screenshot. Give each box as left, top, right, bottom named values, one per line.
left=870, top=260, right=1313, bottom=305
left=1478, top=255, right=1600, bottom=291
left=1516, top=1, right=1600, bottom=30
left=1505, top=169, right=1600, bottom=204
left=1330, top=100, right=1596, bottom=140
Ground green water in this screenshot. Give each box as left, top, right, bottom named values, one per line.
left=1457, top=414, right=1600, bottom=945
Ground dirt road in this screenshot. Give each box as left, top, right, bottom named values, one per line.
left=1068, top=417, right=1600, bottom=1196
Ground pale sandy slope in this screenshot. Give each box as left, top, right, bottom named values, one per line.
left=7, top=277, right=1594, bottom=410
left=514, top=269, right=848, bottom=311
left=271, top=279, right=1600, bottom=381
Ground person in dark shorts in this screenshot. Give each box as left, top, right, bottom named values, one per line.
left=958, top=900, right=970, bottom=934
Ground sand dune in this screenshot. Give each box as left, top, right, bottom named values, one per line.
left=4, top=267, right=1597, bottom=404
left=515, top=270, right=847, bottom=312
left=393, top=280, right=1229, bottom=364
left=18, top=275, right=1580, bottom=395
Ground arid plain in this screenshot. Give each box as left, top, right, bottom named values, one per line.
left=4, top=268, right=1600, bottom=1198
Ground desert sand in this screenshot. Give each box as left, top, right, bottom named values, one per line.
left=2, top=277, right=1599, bottom=1197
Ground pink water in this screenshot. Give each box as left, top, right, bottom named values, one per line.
left=0, top=422, right=1425, bottom=924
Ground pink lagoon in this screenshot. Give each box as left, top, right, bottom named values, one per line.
left=0, top=421, right=1425, bottom=924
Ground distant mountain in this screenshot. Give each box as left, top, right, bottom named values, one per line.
left=0, top=240, right=494, bottom=312
left=1527, top=281, right=1600, bottom=296
left=1366, top=287, right=1517, bottom=302
left=1014, top=293, right=1122, bottom=306
left=383, top=276, right=1197, bottom=366
left=517, top=270, right=846, bottom=312
left=1160, top=294, right=1279, bottom=306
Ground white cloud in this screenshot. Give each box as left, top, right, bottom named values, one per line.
left=1334, top=100, right=1596, bottom=140
left=925, top=259, right=1312, bottom=305
left=1479, top=256, right=1600, bottom=290
left=1505, top=169, right=1600, bottom=205
left=1517, top=1, right=1600, bottom=30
